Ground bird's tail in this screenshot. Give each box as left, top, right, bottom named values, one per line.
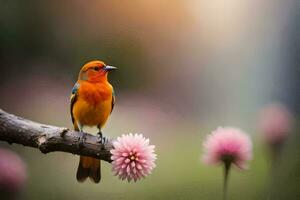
left=76, top=156, right=101, bottom=183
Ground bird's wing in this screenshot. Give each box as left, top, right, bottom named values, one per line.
left=70, top=82, right=80, bottom=124
left=111, top=88, right=115, bottom=114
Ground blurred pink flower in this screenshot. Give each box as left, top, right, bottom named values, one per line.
left=111, top=133, right=157, bottom=182
left=259, top=103, right=292, bottom=145
left=0, top=148, right=27, bottom=193
left=202, top=127, right=252, bottom=169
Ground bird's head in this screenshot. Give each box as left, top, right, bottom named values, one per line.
left=79, top=60, right=117, bottom=82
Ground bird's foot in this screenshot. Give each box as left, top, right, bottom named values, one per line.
left=78, top=132, right=87, bottom=149
left=97, top=131, right=108, bottom=145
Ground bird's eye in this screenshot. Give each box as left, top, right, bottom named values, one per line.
left=94, top=66, right=100, bottom=71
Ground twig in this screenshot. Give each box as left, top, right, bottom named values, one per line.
left=0, top=109, right=113, bottom=163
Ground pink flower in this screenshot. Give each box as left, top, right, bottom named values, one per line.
left=202, top=127, right=252, bottom=169
left=259, top=103, right=292, bottom=145
left=110, top=133, right=157, bottom=182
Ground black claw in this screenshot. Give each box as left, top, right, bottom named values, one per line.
left=97, top=131, right=107, bottom=145
left=97, top=132, right=102, bottom=143
left=102, top=136, right=108, bottom=144
left=78, top=132, right=86, bottom=149
left=98, top=130, right=103, bottom=138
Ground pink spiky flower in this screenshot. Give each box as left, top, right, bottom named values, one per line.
left=202, top=127, right=252, bottom=169
left=110, top=133, right=157, bottom=182
left=202, top=127, right=252, bottom=200
left=259, top=103, right=292, bottom=145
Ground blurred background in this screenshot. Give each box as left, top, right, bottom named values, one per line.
left=0, top=0, right=299, bottom=199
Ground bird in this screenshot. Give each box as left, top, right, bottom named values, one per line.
left=70, top=60, right=117, bottom=183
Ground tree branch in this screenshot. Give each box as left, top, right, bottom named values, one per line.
left=0, top=109, right=113, bottom=163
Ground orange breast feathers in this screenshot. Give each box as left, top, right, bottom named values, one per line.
left=72, top=80, right=114, bottom=128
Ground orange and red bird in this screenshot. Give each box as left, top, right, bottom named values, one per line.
left=70, top=60, right=117, bottom=183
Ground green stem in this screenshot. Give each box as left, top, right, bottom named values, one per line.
left=223, top=162, right=231, bottom=200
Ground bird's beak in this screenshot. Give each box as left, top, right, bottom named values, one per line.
left=103, top=65, right=117, bottom=71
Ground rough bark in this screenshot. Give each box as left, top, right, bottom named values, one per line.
left=0, top=109, right=113, bottom=163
